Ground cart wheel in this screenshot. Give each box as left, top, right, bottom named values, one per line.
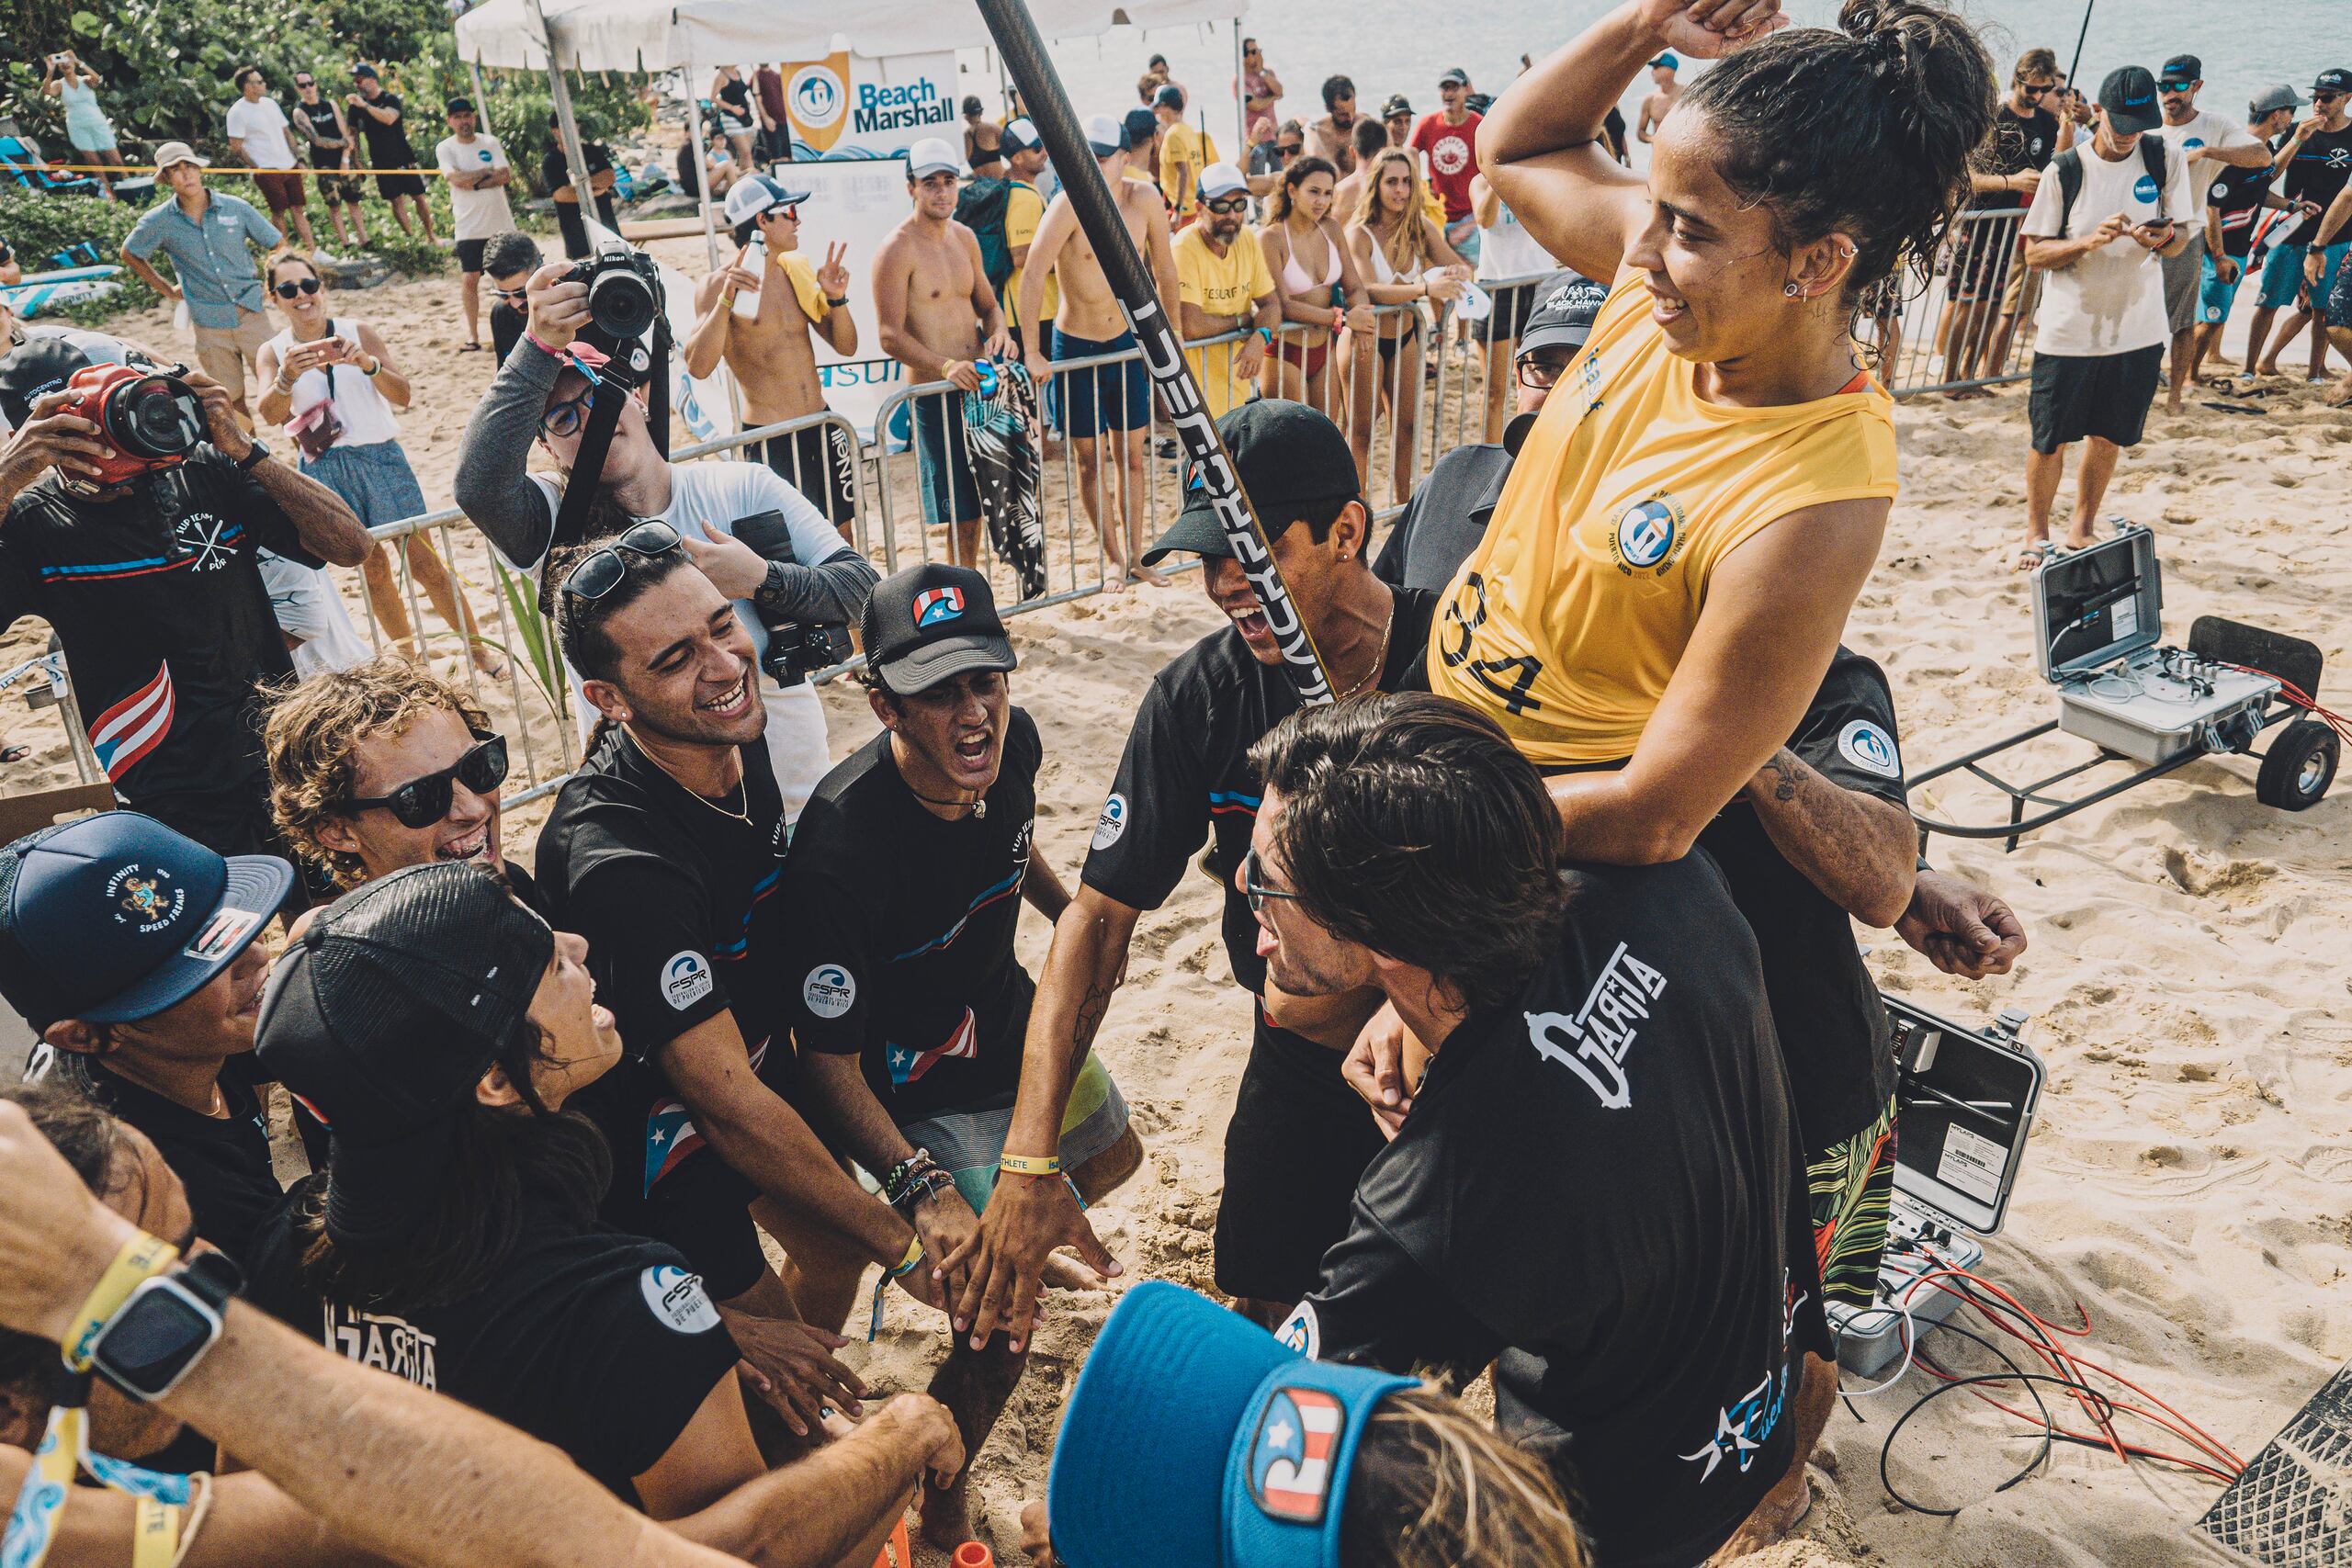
left=2255, top=718, right=2338, bottom=811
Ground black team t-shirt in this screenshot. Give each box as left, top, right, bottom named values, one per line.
left=0, top=453, right=311, bottom=811
left=781, top=708, right=1042, bottom=1122
left=535, top=724, right=794, bottom=1301
left=2210, top=156, right=2277, bottom=260
left=352, top=91, right=417, bottom=170
left=2278, top=126, right=2352, bottom=246
left=1695, top=647, right=1905, bottom=1153
left=1971, top=103, right=2062, bottom=210
left=1290, top=853, right=1820, bottom=1568
left=80, top=1055, right=281, bottom=1263
left=243, top=1179, right=739, bottom=1501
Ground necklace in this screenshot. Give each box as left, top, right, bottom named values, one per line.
left=1334, top=601, right=1395, bottom=701
left=906, top=788, right=987, bottom=819
left=625, top=728, right=752, bottom=827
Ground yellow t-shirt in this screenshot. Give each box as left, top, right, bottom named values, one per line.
left=1159, top=124, right=1220, bottom=219
left=1002, top=180, right=1057, bottom=330
left=1426, top=267, right=1899, bottom=765
left=1175, top=224, right=1275, bottom=418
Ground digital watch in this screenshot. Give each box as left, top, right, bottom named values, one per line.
left=85, top=1250, right=243, bottom=1402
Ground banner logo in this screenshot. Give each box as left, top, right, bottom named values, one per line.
left=786, top=54, right=852, bottom=152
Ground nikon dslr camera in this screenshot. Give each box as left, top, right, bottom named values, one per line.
left=732, top=509, right=854, bottom=688
left=565, top=239, right=664, bottom=354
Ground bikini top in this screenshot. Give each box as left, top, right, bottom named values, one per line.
left=1279, top=223, right=1343, bottom=298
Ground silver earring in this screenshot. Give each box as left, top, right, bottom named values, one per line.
left=1784, top=281, right=1804, bottom=299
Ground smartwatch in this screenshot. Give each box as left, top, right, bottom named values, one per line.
left=86, top=1250, right=243, bottom=1403
left=233, top=441, right=270, bottom=472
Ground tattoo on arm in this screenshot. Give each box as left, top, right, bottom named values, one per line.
left=1759, top=748, right=1801, bottom=804
left=1070, top=976, right=1114, bottom=1059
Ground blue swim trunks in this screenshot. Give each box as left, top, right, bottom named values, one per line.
left=1051, top=326, right=1151, bottom=438
left=2258, top=240, right=2347, bottom=311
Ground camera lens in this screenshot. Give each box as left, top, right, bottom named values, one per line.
left=587, top=269, right=659, bottom=340
left=109, top=378, right=203, bottom=460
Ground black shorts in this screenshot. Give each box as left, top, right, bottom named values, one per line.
left=2029, top=344, right=2163, bottom=454
left=1945, top=226, right=2014, bottom=304
left=374, top=170, right=427, bottom=200
left=1214, top=1009, right=1388, bottom=1305
left=455, top=237, right=488, bottom=273
left=760, top=425, right=857, bottom=529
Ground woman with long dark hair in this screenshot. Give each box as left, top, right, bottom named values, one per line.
left=1257, top=154, right=1374, bottom=416
left=1431, top=0, right=1995, bottom=856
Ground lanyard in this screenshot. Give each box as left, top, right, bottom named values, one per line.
left=3, top=1384, right=195, bottom=1568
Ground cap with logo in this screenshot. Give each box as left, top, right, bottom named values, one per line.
left=151, top=141, right=207, bottom=175
left=1154, top=83, right=1187, bottom=111
left=906, top=137, right=962, bottom=180
left=2316, top=69, right=2352, bottom=96
left=2250, top=84, right=2306, bottom=118
left=1516, top=270, right=1610, bottom=360
left=1047, top=1282, right=1414, bottom=1568
left=0, top=813, right=290, bottom=1033
left=1145, top=400, right=1359, bottom=566
left=446, top=95, right=475, bottom=114
left=1199, top=163, right=1249, bottom=201
left=1649, top=51, right=1679, bottom=69
left=255, top=862, right=554, bottom=1247
left=861, top=562, right=1016, bottom=696
left=0, top=335, right=97, bottom=429
left=1438, top=67, right=1469, bottom=88
left=2158, top=55, right=2199, bottom=87
left=1084, top=113, right=1131, bottom=157
left=1381, top=94, right=1412, bottom=118
left=2098, top=66, right=2164, bottom=134
left=1001, top=118, right=1043, bottom=154
left=723, top=172, right=811, bottom=229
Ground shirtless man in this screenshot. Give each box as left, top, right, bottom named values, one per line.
left=1021, top=115, right=1181, bottom=589
left=1636, top=51, right=1680, bottom=143
left=685, top=174, right=861, bottom=531
left=873, top=137, right=1008, bottom=570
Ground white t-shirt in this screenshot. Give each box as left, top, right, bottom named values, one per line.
left=2023, top=138, right=2198, bottom=355
left=1476, top=197, right=1557, bottom=283
left=514, top=458, right=847, bottom=814
left=2154, top=110, right=2259, bottom=220
left=225, top=97, right=299, bottom=170
left=436, top=133, right=516, bottom=241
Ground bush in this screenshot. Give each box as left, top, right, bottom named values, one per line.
left=0, top=185, right=147, bottom=273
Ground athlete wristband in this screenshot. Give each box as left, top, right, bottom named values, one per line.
left=1255, top=326, right=1275, bottom=346
left=62, top=1232, right=180, bottom=1372
left=998, top=1152, right=1062, bottom=1178
left=888, top=1235, right=926, bottom=1279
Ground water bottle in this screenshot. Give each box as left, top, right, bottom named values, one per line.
left=731, top=234, right=765, bottom=321
left=973, top=358, right=1000, bottom=399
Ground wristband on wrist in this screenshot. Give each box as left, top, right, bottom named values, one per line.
left=1256, top=325, right=1275, bottom=346
left=824, top=295, right=849, bottom=309
left=888, top=1235, right=926, bottom=1278
left=998, top=1151, right=1061, bottom=1177
left=524, top=330, right=565, bottom=359
left=62, top=1232, right=179, bottom=1371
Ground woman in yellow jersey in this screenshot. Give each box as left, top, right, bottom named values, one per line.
left=1430, top=0, right=1995, bottom=858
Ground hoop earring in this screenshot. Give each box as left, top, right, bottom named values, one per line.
left=1784, top=281, right=1804, bottom=299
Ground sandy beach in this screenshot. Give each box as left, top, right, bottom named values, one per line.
left=4, top=254, right=2347, bottom=1567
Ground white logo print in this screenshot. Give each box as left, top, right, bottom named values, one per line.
left=1274, top=1300, right=1321, bottom=1358
left=639, top=1265, right=721, bottom=1334
left=802, top=964, right=856, bottom=1019
left=1091, top=792, right=1129, bottom=851
left=174, top=510, right=236, bottom=573
left=1524, top=942, right=1668, bottom=1109
left=662, top=951, right=713, bottom=1010
left=1836, top=719, right=1902, bottom=779
left=1430, top=134, right=1470, bottom=176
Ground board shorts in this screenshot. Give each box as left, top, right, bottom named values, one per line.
left=1808, top=1093, right=1899, bottom=1313
left=455, top=237, right=488, bottom=273
left=889, top=1054, right=1131, bottom=1214
left=1052, top=326, right=1150, bottom=437
left=760, top=424, right=858, bottom=529
left=2199, top=250, right=2248, bottom=325
left=252, top=169, right=306, bottom=214
left=2028, top=344, right=2162, bottom=454
left=2160, top=230, right=2207, bottom=336
left=313, top=166, right=365, bottom=206
left=1215, top=1007, right=1389, bottom=1306
left=374, top=169, right=428, bottom=200
left=190, top=307, right=276, bottom=397
left=2332, top=255, right=2352, bottom=333
left=2259, top=240, right=2347, bottom=310
left=1999, top=243, right=2041, bottom=317
left=1946, top=220, right=2015, bottom=305
left=910, top=389, right=982, bottom=525
left=1443, top=217, right=1479, bottom=266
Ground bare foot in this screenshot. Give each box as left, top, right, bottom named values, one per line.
left=1709, top=1472, right=1812, bottom=1563
left=390, top=637, right=424, bottom=662
left=2165, top=393, right=2184, bottom=414
left=2061, top=528, right=2095, bottom=552
left=1131, top=564, right=1172, bottom=588
left=2253, top=360, right=2281, bottom=378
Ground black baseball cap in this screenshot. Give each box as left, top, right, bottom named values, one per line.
left=0, top=813, right=289, bottom=1033
left=256, top=863, right=553, bottom=1247
left=0, top=336, right=94, bottom=429
left=2317, top=69, right=2352, bottom=96
left=1438, top=68, right=1468, bottom=88
left=1382, top=94, right=1412, bottom=118
left=352, top=62, right=379, bottom=79
left=445, top=95, right=474, bottom=114
left=2158, top=55, right=2200, bottom=87
left=1517, top=270, right=1610, bottom=359
left=2098, top=66, right=2164, bottom=134
left=861, top=563, right=1016, bottom=695
left=1144, top=400, right=1359, bottom=566
left=962, top=95, right=985, bottom=116
left=1154, top=83, right=1186, bottom=111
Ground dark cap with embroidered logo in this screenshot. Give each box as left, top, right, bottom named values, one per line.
left=1145, top=400, right=1360, bottom=566
left=255, top=862, right=552, bottom=1247
left=0, top=812, right=289, bottom=1032
left=2098, top=65, right=2164, bottom=134
left=861, top=562, right=1016, bottom=696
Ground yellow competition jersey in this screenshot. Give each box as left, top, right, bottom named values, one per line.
left=1427, top=267, right=1898, bottom=764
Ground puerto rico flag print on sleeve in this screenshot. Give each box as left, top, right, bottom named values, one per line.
left=89, top=662, right=175, bottom=782
left=889, top=1007, right=978, bottom=1088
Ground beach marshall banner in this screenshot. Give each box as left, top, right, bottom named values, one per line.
left=784, top=52, right=958, bottom=159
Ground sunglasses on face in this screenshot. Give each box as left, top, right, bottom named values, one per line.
left=273, top=276, right=322, bottom=299
left=560, top=519, right=684, bottom=602
left=2018, top=82, right=2053, bottom=97
left=1277, top=142, right=1303, bottom=156
left=2318, top=92, right=2347, bottom=104
left=1203, top=195, right=1250, bottom=215
left=295, top=79, right=316, bottom=89
left=1243, top=847, right=1304, bottom=915
left=343, top=734, right=509, bottom=828
left=491, top=285, right=529, bottom=302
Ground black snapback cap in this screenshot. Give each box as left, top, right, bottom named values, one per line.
left=1144, top=400, right=1360, bottom=566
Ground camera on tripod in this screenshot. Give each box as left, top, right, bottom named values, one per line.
left=566, top=240, right=664, bottom=370
left=732, top=510, right=853, bottom=688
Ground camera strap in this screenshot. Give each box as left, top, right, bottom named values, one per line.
left=547, top=320, right=673, bottom=556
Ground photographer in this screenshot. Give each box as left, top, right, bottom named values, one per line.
left=454, top=258, right=876, bottom=818
left=0, top=337, right=370, bottom=878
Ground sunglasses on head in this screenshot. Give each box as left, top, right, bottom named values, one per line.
left=1203, top=195, right=1249, bottom=214
left=273, top=276, right=322, bottom=299
left=342, top=733, right=509, bottom=828
left=561, top=519, right=684, bottom=602
left=1242, top=847, right=1304, bottom=914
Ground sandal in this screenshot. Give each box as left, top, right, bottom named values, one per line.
left=0, top=743, right=27, bottom=763
left=458, top=341, right=485, bottom=353
left=2013, top=540, right=2057, bottom=571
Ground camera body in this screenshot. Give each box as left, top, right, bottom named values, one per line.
left=731, top=508, right=854, bottom=688
left=54, top=364, right=207, bottom=490
left=564, top=240, right=665, bottom=362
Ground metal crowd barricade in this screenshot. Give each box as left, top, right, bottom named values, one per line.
left=1874, top=208, right=2038, bottom=397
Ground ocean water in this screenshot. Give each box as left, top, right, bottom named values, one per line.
left=976, top=0, right=2350, bottom=165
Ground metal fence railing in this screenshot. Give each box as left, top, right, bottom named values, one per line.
left=1871, top=208, right=2038, bottom=398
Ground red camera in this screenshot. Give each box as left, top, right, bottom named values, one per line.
left=53, top=364, right=208, bottom=489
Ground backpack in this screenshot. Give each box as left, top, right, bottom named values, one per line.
left=955, top=175, right=1016, bottom=300
left=2051, top=135, right=2168, bottom=240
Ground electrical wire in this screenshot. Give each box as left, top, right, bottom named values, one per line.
left=2222, top=663, right=2352, bottom=745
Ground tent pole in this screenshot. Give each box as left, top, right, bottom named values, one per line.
left=683, top=67, right=722, bottom=270
left=1231, top=19, right=1245, bottom=161
left=459, top=27, right=496, bottom=144
left=527, top=0, right=597, bottom=247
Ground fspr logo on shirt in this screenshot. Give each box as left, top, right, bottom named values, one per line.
left=638, top=1265, right=721, bottom=1335
left=662, top=950, right=713, bottom=1010
left=802, top=963, right=856, bottom=1019
left=1837, top=719, right=1902, bottom=778
left=1609, top=493, right=1687, bottom=576
left=1091, top=792, right=1129, bottom=851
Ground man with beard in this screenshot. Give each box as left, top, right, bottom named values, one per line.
left=1172, top=164, right=1279, bottom=418
left=1306, top=74, right=1362, bottom=175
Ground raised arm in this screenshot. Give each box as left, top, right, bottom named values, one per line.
left=453, top=262, right=592, bottom=569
